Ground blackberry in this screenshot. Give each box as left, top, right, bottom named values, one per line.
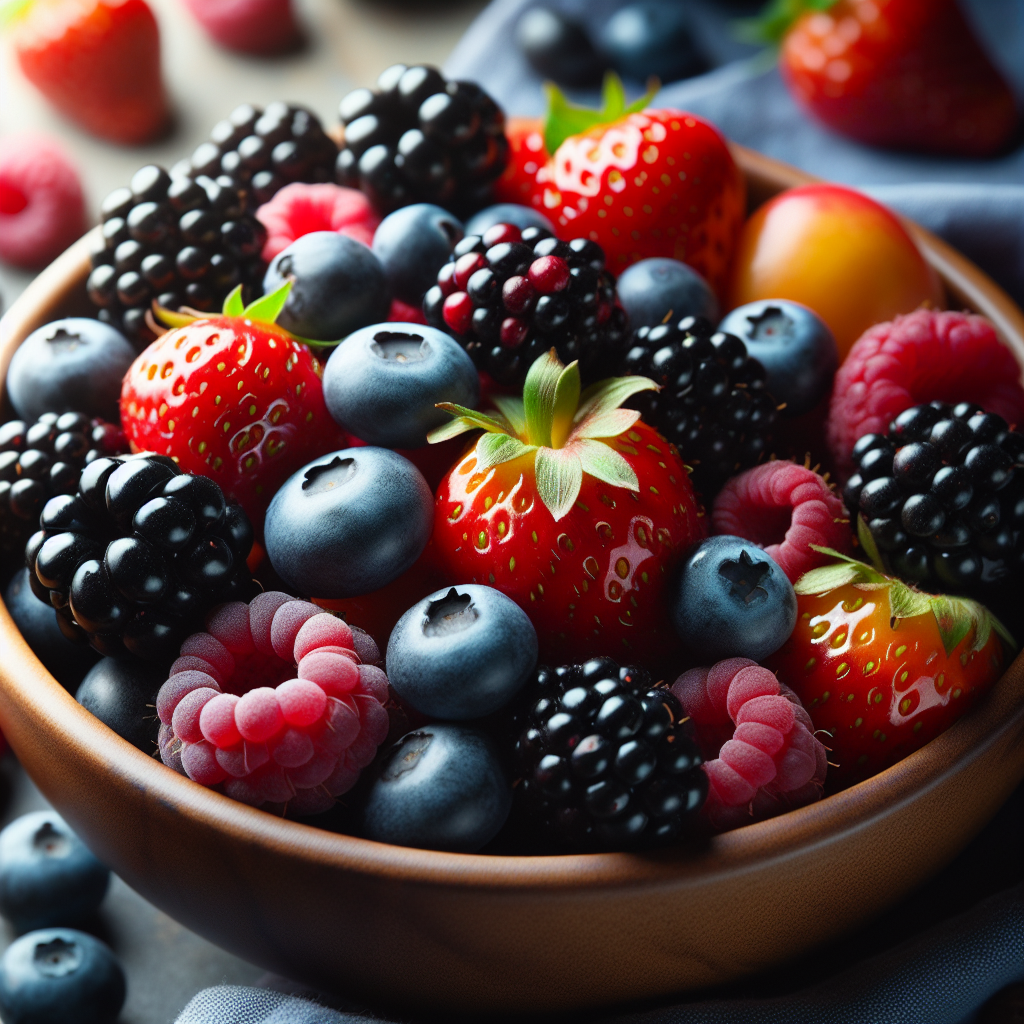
left=337, top=64, right=508, bottom=215
left=0, top=413, right=127, bottom=577
left=26, top=454, right=256, bottom=662
left=845, top=401, right=1024, bottom=594
left=621, top=317, right=779, bottom=501
left=170, top=102, right=338, bottom=210
left=423, top=222, right=626, bottom=387
left=86, top=165, right=267, bottom=348
left=513, top=657, right=707, bottom=850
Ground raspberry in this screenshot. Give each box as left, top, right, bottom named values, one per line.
left=255, top=182, right=380, bottom=263
left=711, top=461, right=853, bottom=582
left=157, top=593, right=389, bottom=814
left=671, top=658, right=828, bottom=833
left=0, top=136, right=86, bottom=269
left=181, top=0, right=301, bottom=56
left=828, top=310, right=1024, bottom=481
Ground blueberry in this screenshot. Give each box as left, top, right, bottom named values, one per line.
left=516, top=7, right=605, bottom=87
left=598, top=2, right=706, bottom=83
left=718, top=300, right=838, bottom=417
left=360, top=724, right=511, bottom=852
left=464, top=204, right=555, bottom=238
left=6, top=319, right=136, bottom=423
left=323, top=323, right=480, bottom=449
left=617, top=258, right=718, bottom=331
left=372, top=204, right=464, bottom=306
left=264, top=447, right=433, bottom=598
left=387, top=585, right=538, bottom=719
left=670, top=536, right=797, bottom=661
left=76, top=657, right=165, bottom=753
left=0, top=812, right=109, bottom=933
left=0, top=928, right=124, bottom=1024
left=263, top=231, right=390, bottom=342
left=4, top=569, right=97, bottom=691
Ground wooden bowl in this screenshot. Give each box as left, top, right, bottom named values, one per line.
left=1, top=146, right=1022, bottom=1018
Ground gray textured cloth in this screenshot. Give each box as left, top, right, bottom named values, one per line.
left=174, top=985, right=361, bottom=1024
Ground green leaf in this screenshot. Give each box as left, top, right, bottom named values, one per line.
left=474, top=432, right=536, bottom=471
left=523, top=349, right=564, bottom=448
left=427, top=403, right=510, bottom=444
left=572, top=407, right=641, bottom=441
left=887, top=582, right=933, bottom=622
left=576, top=375, right=658, bottom=422
left=550, top=361, right=581, bottom=449
left=534, top=446, right=584, bottom=521
left=986, top=609, right=1017, bottom=653
left=221, top=285, right=245, bottom=317
left=733, top=0, right=840, bottom=46
left=930, top=594, right=977, bottom=657
left=793, top=561, right=864, bottom=596
left=153, top=304, right=198, bottom=330
left=856, top=514, right=886, bottom=573
left=489, top=395, right=526, bottom=437
left=242, top=280, right=292, bottom=325
left=543, top=72, right=659, bottom=154
left=574, top=439, right=639, bottom=492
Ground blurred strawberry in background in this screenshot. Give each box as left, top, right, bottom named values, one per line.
left=750, top=0, right=1020, bottom=157
left=5, top=0, right=170, bottom=145
left=0, top=135, right=85, bottom=268
left=180, top=0, right=302, bottom=56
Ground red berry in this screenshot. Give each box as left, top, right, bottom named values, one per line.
left=454, top=251, right=487, bottom=289
left=0, top=136, right=86, bottom=270
left=482, top=222, right=522, bottom=247
left=181, top=0, right=301, bottom=55
left=828, top=309, right=1024, bottom=480
left=671, top=658, right=827, bottom=832
left=387, top=298, right=427, bottom=325
left=501, top=275, right=536, bottom=314
left=443, top=291, right=474, bottom=334
left=712, top=461, right=852, bottom=582
left=437, top=262, right=457, bottom=297
left=255, top=182, right=380, bottom=263
left=528, top=255, right=570, bottom=294
left=500, top=316, right=528, bottom=348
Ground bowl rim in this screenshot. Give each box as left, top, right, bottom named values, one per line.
left=1, top=142, right=1023, bottom=893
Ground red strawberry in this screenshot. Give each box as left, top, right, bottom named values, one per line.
left=768, top=0, right=1019, bottom=157
left=120, top=283, right=345, bottom=533
left=181, top=0, right=301, bottom=55
left=10, top=0, right=169, bottom=145
left=493, top=76, right=745, bottom=294
left=429, top=349, right=706, bottom=668
left=769, top=548, right=1013, bottom=787
left=493, top=116, right=547, bottom=208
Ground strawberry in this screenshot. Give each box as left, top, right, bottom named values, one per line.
left=181, top=0, right=301, bottom=56
left=429, top=349, right=706, bottom=668
left=120, top=283, right=345, bottom=533
left=8, top=0, right=169, bottom=145
left=769, top=543, right=1014, bottom=788
left=760, top=0, right=1020, bottom=157
left=492, top=75, right=746, bottom=295
left=493, top=116, right=546, bottom=208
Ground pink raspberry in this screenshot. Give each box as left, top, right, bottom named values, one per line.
left=156, top=593, right=389, bottom=816
left=181, top=0, right=301, bottom=55
left=671, top=659, right=828, bottom=833
left=256, top=182, right=380, bottom=263
left=711, top=461, right=852, bottom=582
left=828, top=310, right=1024, bottom=480
left=0, top=136, right=86, bottom=269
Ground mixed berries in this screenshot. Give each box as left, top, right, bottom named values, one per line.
left=3, top=75, right=1022, bottom=860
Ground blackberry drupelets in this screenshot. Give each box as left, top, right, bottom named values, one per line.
left=845, top=401, right=1024, bottom=594
left=171, top=103, right=338, bottom=210
left=27, top=454, right=256, bottom=662
left=513, top=657, right=707, bottom=850
left=86, top=165, right=267, bottom=348
left=337, top=64, right=508, bottom=215
left=0, top=413, right=126, bottom=578
left=423, top=222, right=626, bottom=386
left=621, top=316, right=779, bottom=502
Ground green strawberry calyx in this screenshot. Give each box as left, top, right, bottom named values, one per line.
left=427, top=349, right=657, bottom=522
left=544, top=72, right=659, bottom=155
left=735, top=0, right=841, bottom=46
left=796, top=546, right=1015, bottom=658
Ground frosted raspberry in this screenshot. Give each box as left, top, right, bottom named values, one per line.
left=256, top=182, right=380, bottom=262
left=671, top=659, right=828, bottom=832
left=0, top=136, right=86, bottom=269
left=828, top=310, right=1024, bottom=480
left=711, top=461, right=852, bottom=582
left=157, top=592, right=390, bottom=813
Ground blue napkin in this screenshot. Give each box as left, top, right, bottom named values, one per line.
left=443, top=0, right=1024, bottom=308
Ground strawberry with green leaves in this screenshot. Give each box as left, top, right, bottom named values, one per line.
left=120, top=283, right=345, bottom=533
left=428, top=349, right=706, bottom=667
left=493, top=74, right=745, bottom=295
left=770, top=541, right=1014, bottom=788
